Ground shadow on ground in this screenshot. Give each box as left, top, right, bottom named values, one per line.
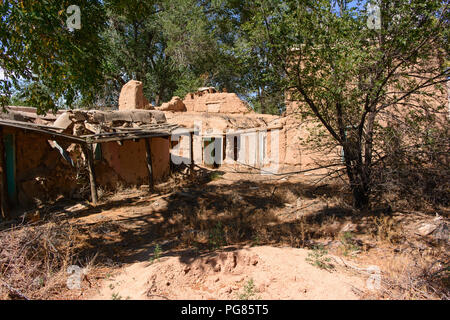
left=0, top=165, right=395, bottom=269
left=28, top=167, right=392, bottom=268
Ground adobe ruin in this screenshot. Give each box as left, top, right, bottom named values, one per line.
left=153, top=85, right=322, bottom=172
left=118, top=80, right=153, bottom=111
left=0, top=96, right=175, bottom=216
left=2, top=77, right=446, bottom=216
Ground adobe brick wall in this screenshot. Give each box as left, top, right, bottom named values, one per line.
left=1, top=126, right=170, bottom=210
left=2, top=127, right=78, bottom=209
left=100, top=137, right=170, bottom=186
left=183, top=91, right=253, bottom=114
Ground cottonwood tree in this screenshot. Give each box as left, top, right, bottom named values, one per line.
left=100, top=0, right=183, bottom=107
left=0, top=0, right=107, bottom=113
left=95, top=0, right=242, bottom=106
left=239, top=0, right=449, bottom=208
left=0, top=0, right=237, bottom=110
left=206, top=0, right=287, bottom=113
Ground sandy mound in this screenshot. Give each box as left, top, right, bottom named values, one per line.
left=89, top=246, right=366, bottom=300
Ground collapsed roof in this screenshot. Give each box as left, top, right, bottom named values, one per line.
left=0, top=106, right=176, bottom=144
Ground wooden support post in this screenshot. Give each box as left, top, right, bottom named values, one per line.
left=144, top=138, right=154, bottom=192
left=189, top=132, right=194, bottom=175
left=164, top=135, right=172, bottom=175
left=0, top=127, right=9, bottom=219
left=82, top=144, right=98, bottom=205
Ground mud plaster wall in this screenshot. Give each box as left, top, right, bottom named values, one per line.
left=282, top=101, right=342, bottom=171
left=2, top=128, right=170, bottom=210
left=284, top=81, right=449, bottom=170
left=3, top=127, right=78, bottom=209
left=100, top=137, right=170, bottom=186
left=283, top=69, right=449, bottom=170
left=183, top=92, right=253, bottom=114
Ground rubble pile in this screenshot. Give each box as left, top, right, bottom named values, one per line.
left=51, top=109, right=168, bottom=136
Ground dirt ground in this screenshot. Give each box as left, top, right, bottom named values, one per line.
left=1, top=166, right=448, bottom=300
left=89, top=246, right=366, bottom=300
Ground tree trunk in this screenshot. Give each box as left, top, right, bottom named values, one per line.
left=343, top=143, right=371, bottom=210
left=260, top=86, right=266, bottom=114
left=351, top=179, right=370, bottom=209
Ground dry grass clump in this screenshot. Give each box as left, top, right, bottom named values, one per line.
left=369, top=215, right=404, bottom=245
left=361, top=246, right=449, bottom=300
left=0, top=220, right=85, bottom=300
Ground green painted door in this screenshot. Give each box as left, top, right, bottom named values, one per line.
left=4, top=134, right=16, bottom=204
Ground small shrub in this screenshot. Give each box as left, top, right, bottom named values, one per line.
left=0, top=220, right=85, bottom=299
left=306, top=245, right=334, bottom=271
left=111, top=292, right=122, bottom=300
left=371, top=215, right=402, bottom=244
left=236, top=278, right=261, bottom=300
left=339, top=232, right=360, bottom=256
left=209, top=172, right=223, bottom=181
left=149, top=244, right=162, bottom=263
left=252, top=234, right=261, bottom=247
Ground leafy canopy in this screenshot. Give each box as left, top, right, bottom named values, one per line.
left=0, top=0, right=107, bottom=113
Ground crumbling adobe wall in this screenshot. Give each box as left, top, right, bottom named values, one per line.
left=118, top=80, right=153, bottom=111
left=52, top=107, right=171, bottom=188
left=280, top=101, right=342, bottom=171
left=3, top=127, right=78, bottom=209
left=100, top=137, right=170, bottom=186
left=118, top=80, right=338, bottom=171
left=155, top=96, right=186, bottom=112
left=183, top=91, right=254, bottom=114
left=3, top=128, right=169, bottom=209
left=164, top=112, right=281, bottom=131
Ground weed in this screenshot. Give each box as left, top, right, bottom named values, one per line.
left=208, top=222, right=226, bottom=250
left=209, top=172, right=223, bottom=181
left=236, top=278, right=261, bottom=300
left=149, top=244, right=162, bottom=263
left=252, top=234, right=261, bottom=247
left=111, top=292, right=122, bottom=300
left=306, top=245, right=334, bottom=271
left=371, top=215, right=402, bottom=244
left=109, top=283, right=115, bottom=290
left=32, top=277, right=44, bottom=288
left=339, top=232, right=360, bottom=256
left=191, top=244, right=200, bottom=255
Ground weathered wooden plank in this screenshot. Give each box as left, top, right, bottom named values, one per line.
left=0, top=127, right=9, bottom=219
left=80, top=124, right=177, bottom=137
left=144, top=138, right=154, bottom=192
left=0, top=120, right=84, bottom=142
left=190, top=131, right=194, bottom=174
left=3, top=132, right=16, bottom=207
left=81, top=144, right=98, bottom=205
left=86, top=132, right=171, bottom=144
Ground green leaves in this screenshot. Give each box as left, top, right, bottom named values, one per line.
left=1, top=0, right=447, bottom=119
left=235, top=0, right=449, bottom=208
left=0, top=0, right=107, bottom=112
